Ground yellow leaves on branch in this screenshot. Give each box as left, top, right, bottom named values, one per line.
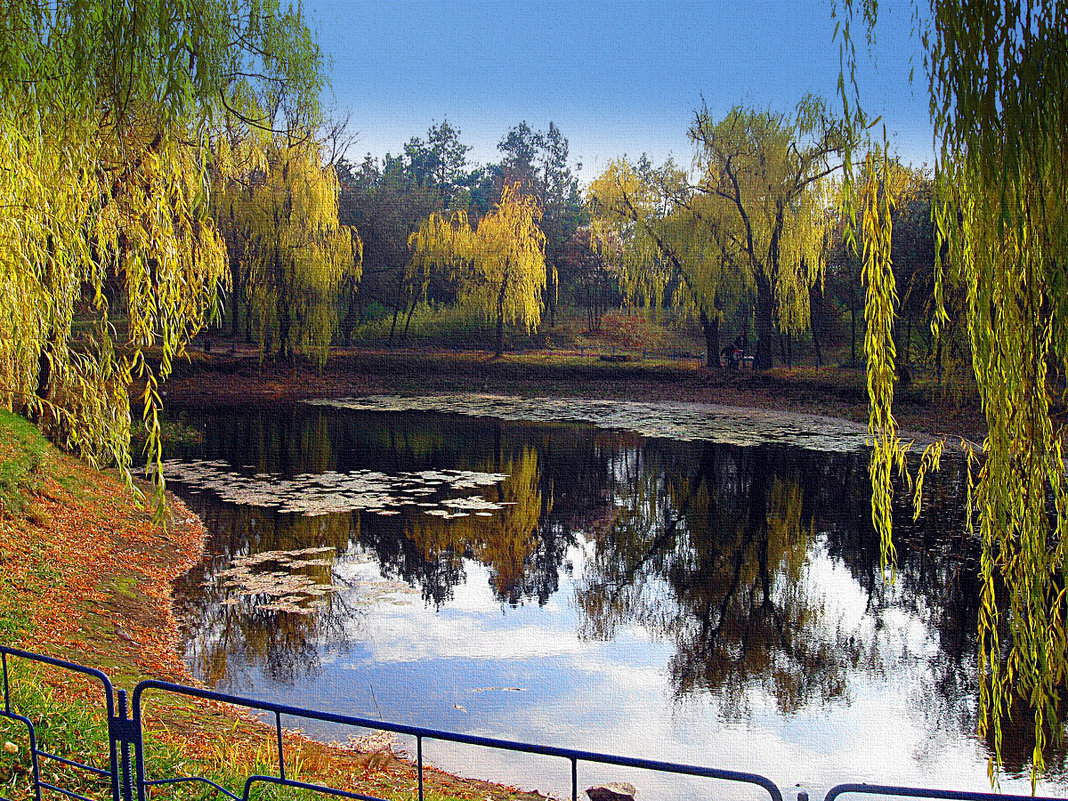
left=842, top=0, right=1068, bottom=780
left=0, top=0, right=325, bottom=508
left=587, top=158, right=677, bottom=311
left=587, top=100, right=839, bottom=348
left=409, top=184, right=546, bottom=353
left=472, top=185, right=547, bottom=334
left=858, top=146, right=909, bottom=572
left=0, top=111, right=229, bottom=491
left=215, top=136, right=361, bottom=365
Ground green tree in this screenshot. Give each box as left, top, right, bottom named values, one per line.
left=688, top=98, right=846, bottom=369
left=841, top=0, right=1068, bottom=778
left=0, top=0, right=322, bottom=506
left=404, top=119, right=473, bottom=208
left=497, top=122, right=586, bottom=326
left=409, top=184, right=547, bottom=356
left=336, top=153, right=440, bottom=343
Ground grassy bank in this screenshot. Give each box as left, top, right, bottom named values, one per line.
left=0, top=410, right=538, bottom=801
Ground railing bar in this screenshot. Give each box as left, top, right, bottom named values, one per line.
left=117, top=690, right=132, bottom=801
left=571, top=756, right=577, bottom=801
left=132, top=678, right=779, bottom=798
left=2, top=652, right=9, bottom=715
left=37, top=782, right=105, bottom=801
left=824, top=785, right=1066, bottom=801
left=274, top=710, right=285, bottom=781
left=417, top=735, right=424, bottom=801
left=141, top=776, right=241, bottom=801
left=0, top=647, right=115, bottom=720
left=33, top=750, right=112, bottom=777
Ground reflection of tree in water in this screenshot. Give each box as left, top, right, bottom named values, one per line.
left=577, top=443, right=861, bottom=717
left=172, top=504, right=354, bottom=688
left=363, top=445, right=577, bottom=606
left=170, top=405, right=1026, bottom=756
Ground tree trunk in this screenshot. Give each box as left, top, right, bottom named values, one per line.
left=230, top=283, right=240, bottom=339
left=495, top=278, right=508, bottom=357
left=389, top=307, right=399, bottom=345
left=935, top=335, right=943, bottom=384
left=277, top=295, right=290, bottom=362
left=754, top=273, right=774, bottom=370
left=700, top=309, right=721, bottom=369
left=402, top=295, right=419, bottom=341
left=904, top=314, right=913, bottom=367
left=810, top=285, right=824, bottom=367
left=850, top=305, right=857, bottom=367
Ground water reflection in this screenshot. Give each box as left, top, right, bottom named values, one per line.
left=165, top=402, right=1060, bottom=796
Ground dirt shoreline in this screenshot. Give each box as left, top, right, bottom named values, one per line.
left=165, top=348, right=987, bottom=443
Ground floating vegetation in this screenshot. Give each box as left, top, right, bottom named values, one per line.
left=159, top=460, right=510, bottom=519
left=209, top=546, right=427, bottom=616
left=211, top=546, right=341, bottom=615
left=307, top=393, right=876, bottom=453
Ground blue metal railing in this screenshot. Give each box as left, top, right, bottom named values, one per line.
left=823, top=785, right=1060, bottom=801
left=0, top=646, right=120, bottom=801
left=2, top=645, right=1067, bottom=801
left=132, top=679, right=782, bottom=801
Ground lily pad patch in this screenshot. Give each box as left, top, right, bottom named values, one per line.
left=158, top=459, right=510, bottom=520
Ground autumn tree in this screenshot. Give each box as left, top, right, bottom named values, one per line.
left=409, top=184, right=547, bottom=356
left=0, top=0, right=322, bottom=505
left=213, top=134, right=361, bottom=364
left=588, top=156, right=744, bottom=368
left=840, top=0, right=1068, bottom=778
left=688, top=98, right=846, bottom=369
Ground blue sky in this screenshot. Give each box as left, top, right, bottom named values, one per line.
left=307, top=0, right=934, bottom=178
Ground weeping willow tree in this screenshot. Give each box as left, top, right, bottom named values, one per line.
left=587, top=156, right=749, bottom=367
left=839, top=0, right=1068, bottom=781
left=213, top=134, right=361, bottom=364
left=0, top=0, right=322, bottom=508
left=587, top=98, right=841, bottom=370
left=689, top=98, right=845, bottom=369
left=409, top=183, right=546, bottom=356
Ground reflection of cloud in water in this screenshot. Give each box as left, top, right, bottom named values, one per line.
left=160, top=459, right=509, bottom=517
left=307, top=545, right=1006, bottom=799
left=308, top=394, right=875, bottom=453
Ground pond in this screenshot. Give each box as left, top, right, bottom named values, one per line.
left=163, top=395, right=1066, bottom=800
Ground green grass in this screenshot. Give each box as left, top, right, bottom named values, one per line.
left=0, top=409, right=49, bottom=518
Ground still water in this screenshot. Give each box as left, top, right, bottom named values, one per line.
left=164, top=395, right=1066, bottom=800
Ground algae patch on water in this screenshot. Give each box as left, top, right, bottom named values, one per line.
left=306, top=393, right=875, bottom=453
left=159, top=460, right=510, bottom=518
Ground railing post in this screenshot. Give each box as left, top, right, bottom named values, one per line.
left=416, top=735, right=424, bottom=801
left=114, top=690, right=134, bottom=801
left=275, top=711, right=286, bottom=780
